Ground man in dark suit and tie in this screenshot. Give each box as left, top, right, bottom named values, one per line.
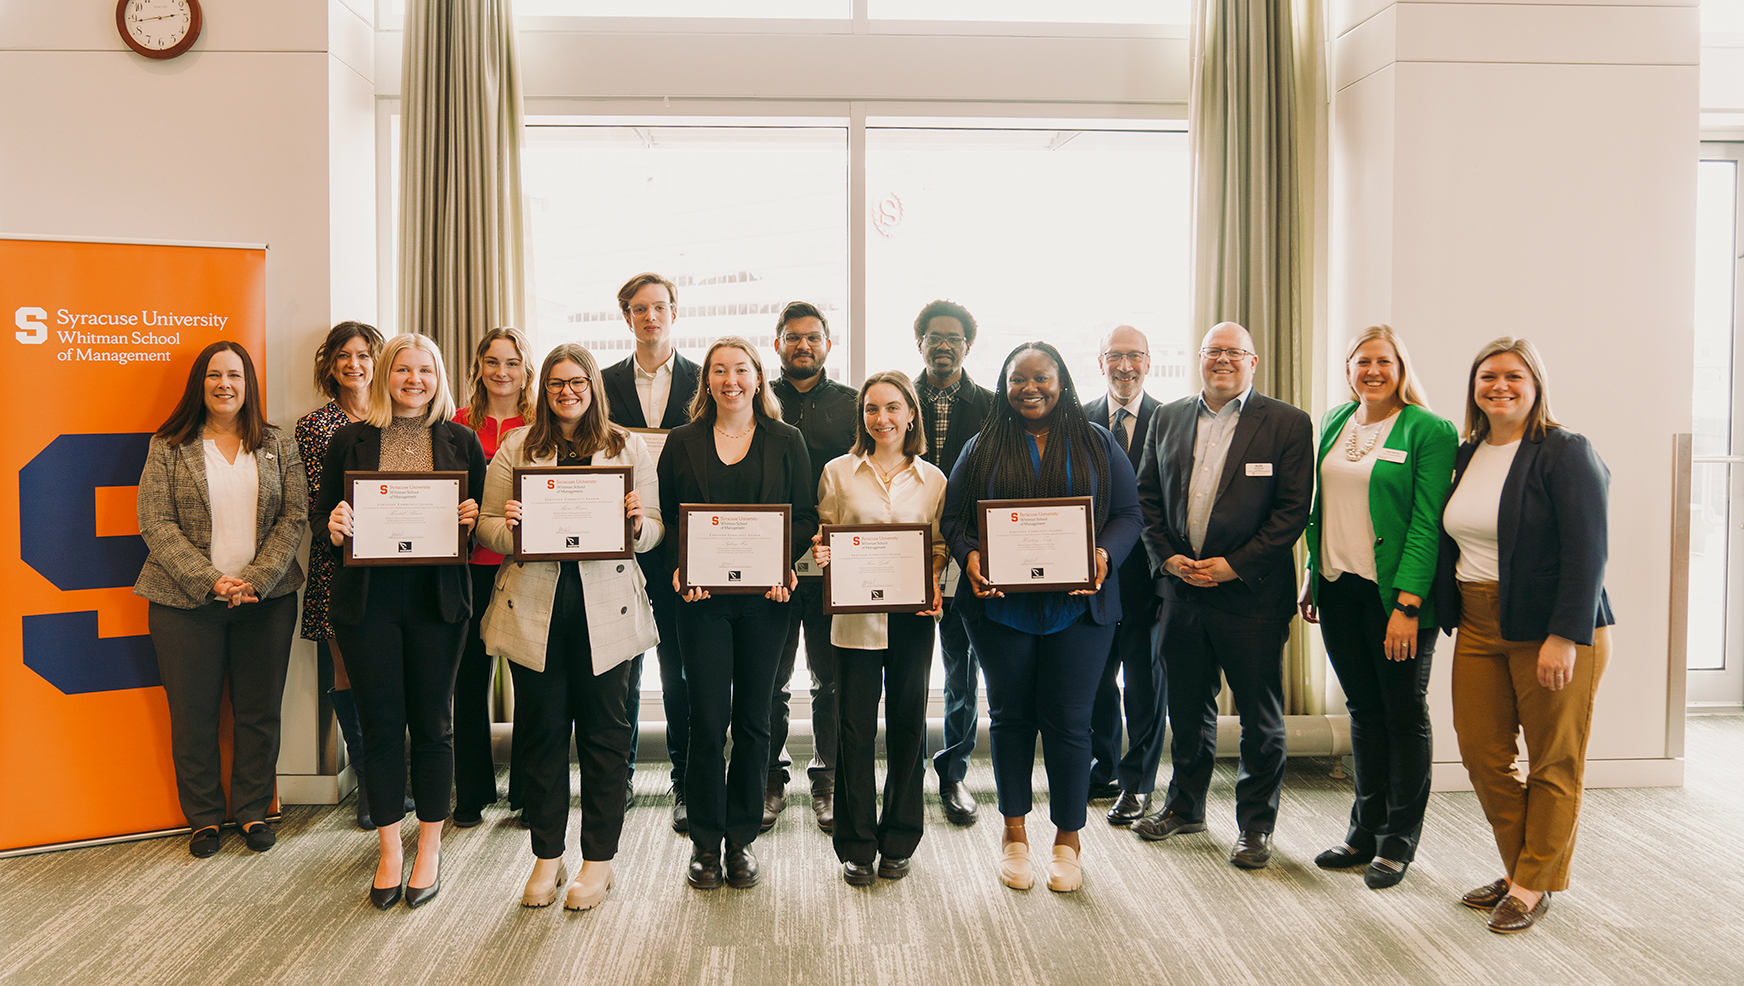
left=600, top=272, right=702, bottom=832
left=1131, top=321, right=1312, bottom=869
left=1080, top=326, right=1165, bottom=825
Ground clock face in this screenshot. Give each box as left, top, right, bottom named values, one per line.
left=122, top=0, right=193, bottom=53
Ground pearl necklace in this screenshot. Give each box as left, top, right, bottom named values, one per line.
left=1344, top=409, right=1398, bottom=461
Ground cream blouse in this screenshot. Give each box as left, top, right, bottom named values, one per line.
left=815, top=452, right=949, bottom=650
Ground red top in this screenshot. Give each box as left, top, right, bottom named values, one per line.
left=453, top=407, right=525, bottom=565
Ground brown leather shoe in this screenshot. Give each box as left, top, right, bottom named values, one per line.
left=812, top=790, right=834, bottom=833
left=1487, top=892, right=1550, bottom=934
left=761, top=779, right=785, bottom=832
left=1460, top=878, right=1511, bottom=910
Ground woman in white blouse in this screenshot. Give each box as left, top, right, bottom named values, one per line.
left=810, top=371, right=948, bottom=887
left=477, top=342, right=662, bottom=912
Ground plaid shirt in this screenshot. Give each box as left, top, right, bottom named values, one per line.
left=915, top=372, right=965, bottom=472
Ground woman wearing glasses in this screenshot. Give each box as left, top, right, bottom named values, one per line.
left=477, top=343, right=661, bottom=911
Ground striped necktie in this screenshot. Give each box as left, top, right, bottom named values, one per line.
left=1113, top=407, right=1131, bottom=452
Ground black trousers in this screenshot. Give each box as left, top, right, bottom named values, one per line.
left=627, top=577, right=688, bottom=788
left=335, top=566, right=468, bottom=826
left=454, top=563, right=502, bottom=812
left=1158, top=596, right=1290, bottom=833
left=769, top=578, right=838, bottom=793
left=677, top=593, right=789, bottom=851
left=148, top=593, right=297, bottom=830
left=1317, top=573, right=1438, bottom=862
left=1088, top=599, right=1165, bottom=794
left=509, top=562, right=634, bottom=861
left=833, top=613, right=934, bottom=864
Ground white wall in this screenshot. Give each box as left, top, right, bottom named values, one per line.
left=1330, top=0, right=1699, bottom=786
left=0, top=0, right=377, bottom=799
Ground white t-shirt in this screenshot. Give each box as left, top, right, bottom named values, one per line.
left=1442, top=439, right=1521, bottom=583
left=204, top=440, right=260, bottom=580
left=1319, top=411, right=1400, bottom=583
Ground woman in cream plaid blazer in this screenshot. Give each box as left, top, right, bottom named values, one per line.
left=477, top=342, right=661, bottom=913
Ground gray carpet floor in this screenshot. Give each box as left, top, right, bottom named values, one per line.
left=2, top=717, right=1741, bottom=986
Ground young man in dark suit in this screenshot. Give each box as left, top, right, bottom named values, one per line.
left=600, top=272, right=702, bottom=832
left=911, top=299, right=994, bottom=825
left=1131, top=321, right=1313, bottom=869
left=1080, top=325, right=1165, bottom=825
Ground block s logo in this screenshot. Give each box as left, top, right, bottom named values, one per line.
left=15, top=306, right=47, bottom=344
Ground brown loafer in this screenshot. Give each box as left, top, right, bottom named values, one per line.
left=1459, top=878, right=1511, bottom=910
left=1487, top=892, right=1551, bottom=934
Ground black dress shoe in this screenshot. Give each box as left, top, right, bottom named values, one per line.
left=189, top=826, right=221, bottom=858
left=406, top=862, right=441, bottom=909
left=670, top=787, right=689, bottom=834
left=1132, top=809, right=1206, bottom=842
left=369, top=880, right=403, bottom=910
left=624, top=781, right=636, bottom=812
left=939, top=780, right=978, bottom=826
left=242, top=822, right=276, bottom=853
left=1086, top=781, right=1121, bottom=802
left=761, top=781, right=785, bottom=832
left=452, top=806, right=483, bottom=828
left=812, top=791, right=834, bottom=834
left=877, top=856, right=911, bottom=881
left=687, top=850, right=724, bottom=889
left=1364, top=858, right=1409, bottom=889
left=725, top=842, right=759, bottom=888
left=1229, top=831, right=1273, bottom=870
left=1105, top=791, right=1151, bottom=825
left=1314, top=843, right=1374, bottom=869
left=842, top=860, right=876, bottom=887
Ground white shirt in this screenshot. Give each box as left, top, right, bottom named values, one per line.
left=814, top=452, right=950, bottom=650
left=1108, top=392, right=1144, bottom=446
left=1187, top=385, right=1253, bottom=555
left=634, top=348, right=675, bottom=428
left=203, top=440, right=259, bottom=580
left=1318, top=411, right=1400, bottom=583
left=1443, top=439, right=1521, bottom=583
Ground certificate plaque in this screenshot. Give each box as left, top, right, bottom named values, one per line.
left=344, top=471, right=468, bottom=566
left=512, top=466, right=633, bottom=561
left=975, top=496, right=1096, bottom=593
left=821, top=524, right=934, bottom=614
left=628, top=427, right=670, bottom=465
left=678, top=503, right=791, bottom=594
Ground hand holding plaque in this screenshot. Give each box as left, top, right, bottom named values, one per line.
left=343, top=471, right=470, bottom=566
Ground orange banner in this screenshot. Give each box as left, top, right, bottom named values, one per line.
left=0, top=236, right=266, bottom=853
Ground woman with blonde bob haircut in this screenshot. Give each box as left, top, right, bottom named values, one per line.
left=1433, top=336, right=1612, bottom=934
left=317, top=332, right=486, bottom=910
left=477, top=342, right=662, bottom=912
left=658, top=335, right=816, bottom=891
left=1300, top=324, right=1457, bottom=889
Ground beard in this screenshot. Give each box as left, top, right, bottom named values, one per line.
left=782, top=360, right=822, bottom=381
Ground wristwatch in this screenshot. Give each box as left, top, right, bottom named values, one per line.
left=1393, top=601, right=1420, bottom=619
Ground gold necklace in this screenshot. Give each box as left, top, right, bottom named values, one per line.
left=715, top=422, right=755, bottom=439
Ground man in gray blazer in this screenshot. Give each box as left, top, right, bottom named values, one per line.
left=1131, top=322, right=1313, bottom=870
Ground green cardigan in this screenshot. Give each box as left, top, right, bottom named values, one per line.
left=1304, top=402, right=1457, bottom=623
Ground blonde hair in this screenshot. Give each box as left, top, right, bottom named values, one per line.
left=464, top=327, right=536, bottom=431
left=364, top=333, right=457, bottom=428
left=1464, top=336, right=1562, bottom=443
left=688, top=336, right=783, bottom=423
left=851, top=371, right=927, bottom=457
left=1344, top=324, right=1430, bottom=409
left=523, top=343, right=628, bottom=461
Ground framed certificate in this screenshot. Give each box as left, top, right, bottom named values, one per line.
left=975, top=496, right=1096, bottom=593
left=511, top=466, right=633, bottom=561
left=820, top=524, right=933, bottom=614
left=344, top=471, right=468, bottom=566
left=678, top=503, right=791, bottom=594
left=628, top=427, right=670, bottom=465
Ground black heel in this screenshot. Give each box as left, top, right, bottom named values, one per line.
left=406, top=861, right=441, bottom=908
left=369, top=879, right=403, bottom=910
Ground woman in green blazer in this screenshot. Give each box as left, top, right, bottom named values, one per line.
left=1299, top=325, right=1456, bottom=889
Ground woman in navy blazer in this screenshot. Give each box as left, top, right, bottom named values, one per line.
left=317, top=333, right=487, bottom=910
left=1434, top=337, right=1613, bottom=935
left=943, top=341, right=1142, bottom=893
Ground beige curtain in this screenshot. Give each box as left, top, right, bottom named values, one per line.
left=1190, top=0, right=1326, bottom=715
left=398, top=0, right=528, bottom=373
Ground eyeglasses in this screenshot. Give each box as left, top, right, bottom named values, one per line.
left=546, top=377, right=591, bottom=394
left=1102, top=351, right=1150, bottom=365
left=922, top=332, right=966, bottom=348
left=781, top=332, right=827, bottom=346
left=1200, top=347, right=1254, bottom=361
left=628, top=303, right=671, bottom=317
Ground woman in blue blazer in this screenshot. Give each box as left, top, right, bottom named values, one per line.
left=943, top=341, right=1142, bottom=894
left=1300, top=325, right=1456, bottom=889
left=1434, top=337, right=1613, bottom=935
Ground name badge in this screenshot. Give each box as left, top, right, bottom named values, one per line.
left=1245, top=462, right=1273, bottom=477
left=1376, top=448, right=1408, bottom=464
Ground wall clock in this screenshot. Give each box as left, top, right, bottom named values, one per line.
left=116, top=0, right=202, bottom=60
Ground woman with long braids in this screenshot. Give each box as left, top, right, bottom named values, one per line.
left=941, top=341, right=1142, bottom=893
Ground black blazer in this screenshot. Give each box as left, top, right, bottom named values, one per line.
left=1433, top=428, right=1614, bottom=645
left=601, top=351, right=703, bottom=430
left=917, top=369, right=996, bottom=477
left=655, top=417, right=819, bottom=577
left=314, top=419, right=489, bottom=626
left=1083, top=392, right=1162, bottom=617
left=1135, top=390, right=1314, bottom=620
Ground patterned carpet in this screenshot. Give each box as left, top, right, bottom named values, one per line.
left=1, top=718, right=1739, bottom=986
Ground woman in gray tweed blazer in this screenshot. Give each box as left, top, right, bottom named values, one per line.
left=134, top=341, right=307, bottom=859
